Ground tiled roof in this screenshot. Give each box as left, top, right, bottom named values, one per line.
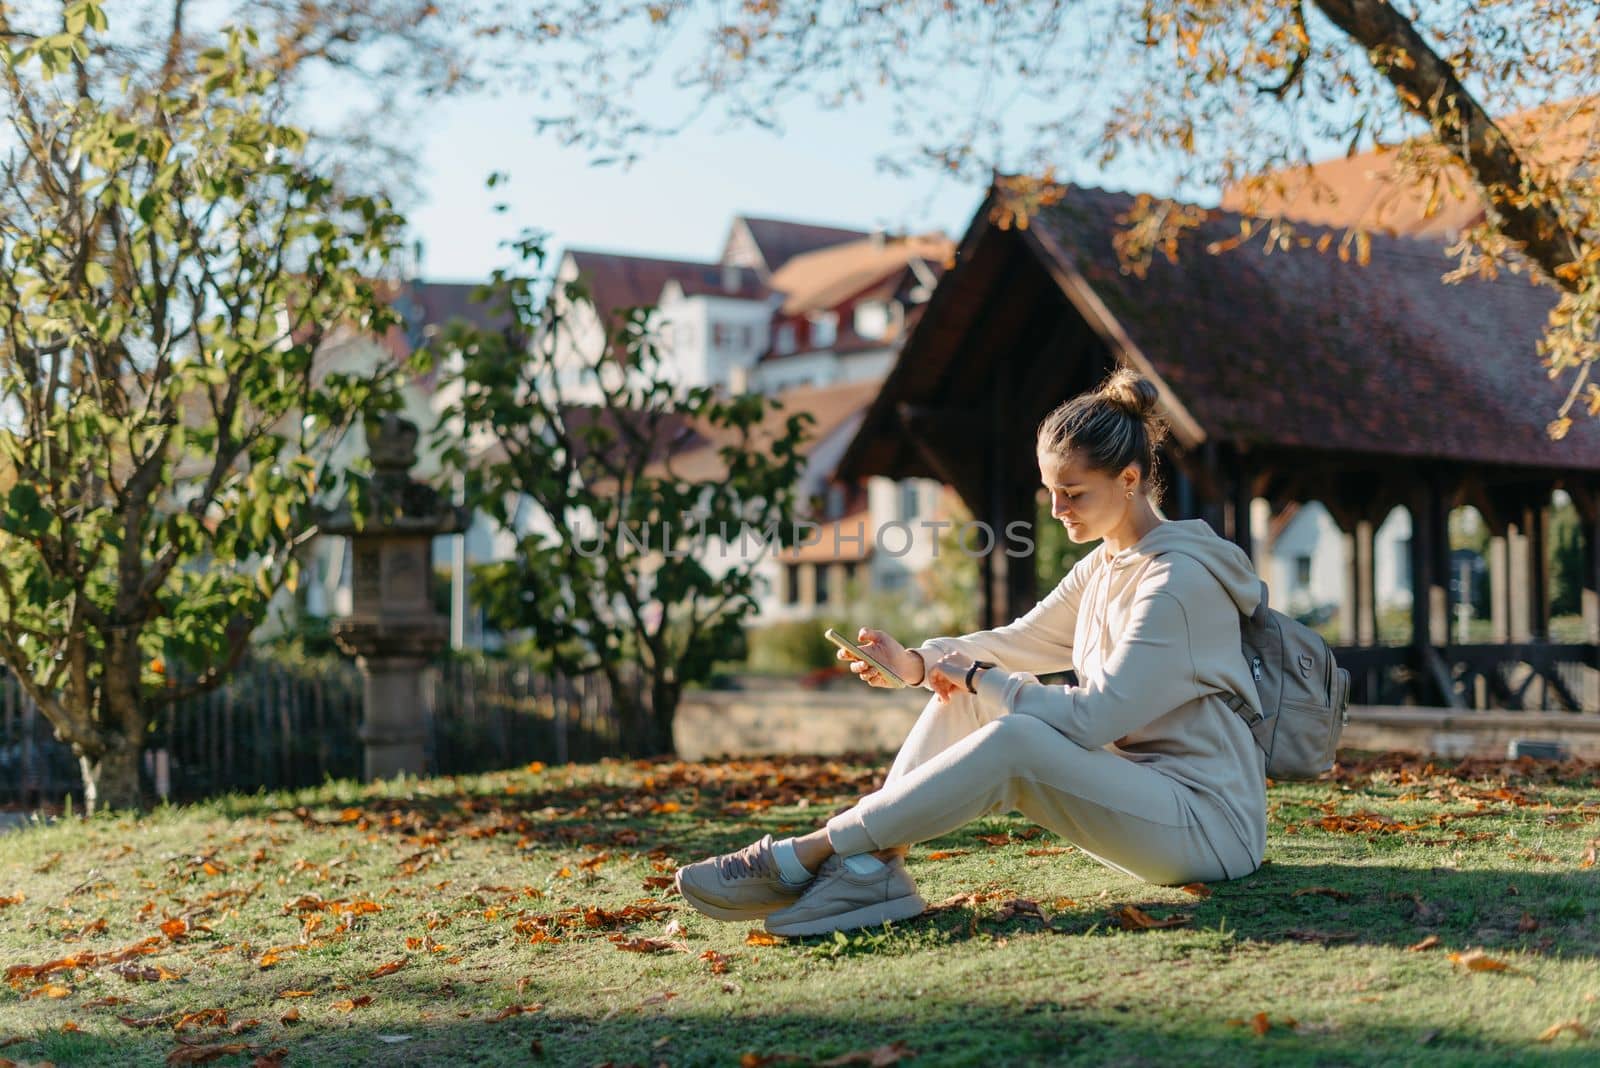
left=643, top=378, right=882, bottom=483
left=734, top=216, right=871, bottom=274
left=1221, top=97, right=1599, bottom=238
left=771, top=233, right=954, bottom=316
left=1025, top=184, right=1598, bottom=469
left=563, top=250, right=765, bottom=334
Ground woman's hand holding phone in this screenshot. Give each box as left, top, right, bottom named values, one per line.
left=838, top=628, right=924, bottom=688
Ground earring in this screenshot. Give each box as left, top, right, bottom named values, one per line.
left=1126, top=489, right=1134, bottom=499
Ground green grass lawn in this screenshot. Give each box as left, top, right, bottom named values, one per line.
left=2, top=750, right=1599, bottom=1067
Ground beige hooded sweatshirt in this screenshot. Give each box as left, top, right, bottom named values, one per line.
left=910, top=518, right=1268, bottom=865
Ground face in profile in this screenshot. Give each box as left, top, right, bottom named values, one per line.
left=1038, top=448, right=1137, bottom=544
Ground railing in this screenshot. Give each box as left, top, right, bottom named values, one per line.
left=1333, top=643, right=1599, bottom=711
left=1, top=657, right=635, bottom=809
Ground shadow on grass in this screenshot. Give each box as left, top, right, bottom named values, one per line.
left=15, top=1001, right=1599, bottom=1067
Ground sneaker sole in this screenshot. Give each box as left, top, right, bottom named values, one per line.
left=673, top=867, right=798, bottom=921
left=763, top=893, right=928, bottom=937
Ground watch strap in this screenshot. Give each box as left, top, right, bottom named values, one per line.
left=965, top=660, right=997, bottom=693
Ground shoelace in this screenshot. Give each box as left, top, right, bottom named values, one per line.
left=717, top=841, right=768, bottom=880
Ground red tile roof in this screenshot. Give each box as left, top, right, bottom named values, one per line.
left=732, top=216, right=872, bottom=275
left=563, top=250, right=767, bottom=336
left=1221, top=97, right=1599, bottom=238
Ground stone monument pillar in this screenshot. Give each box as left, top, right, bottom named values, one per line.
left=321, top=413, right=467, bottom=781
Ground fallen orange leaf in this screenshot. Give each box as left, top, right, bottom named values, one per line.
left=1110, top=905, right=1190, bottom=930
left=746, top=929, right=783, bottom=946
left=1180, top=883, right=1212, bottom=898
left=924, top=850, right=970, bottom=861
left=1537, top=1018, right=1590, bottom=1042
left=367, top=959, right=407, bottom=979
left=279, top=1008, right=301, bottom=1024
left=488, top=1003, right=543, bottom=1020
left=1448, top=948, right=1514, bottom=973
left=331, top=996, right=373, bottom=1013
left=1407, top=934, right=1441, bottom=952
left=164, top=1040, right=251, bottom=1064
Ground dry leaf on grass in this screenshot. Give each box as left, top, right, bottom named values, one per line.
left=1179, top=883, right=1212, bottom=898
left=1292, top=887, right=1352, bottom=900
left=746, top=929, right=783, bottom=946
left=1226, top=1012, right=1297, bottom=1036
left=1024, top=847, right=1073, bottom=856
left=164, top=1042, right=253, bottom=1065
left=488, top=1003, right=543, bottom=1021
left=1407, top=934, right=1441, bottom=952
left=173, top=1009, right=227, bottom=1032
left=923, top=850, right=971, bottom=861
left=1537, top=1018, right=1590, bottom=1042
left=367, top=959, right=408, bottom=978
left=1448, top=948, right=1516, bottom=973
left=608, top=935, right=685, bottom=953
left=974, top=834, right=1012, bottom=847
left=330, top=996, right=374, bottom=1012
left=701, top=949, right=733, bottom=974
left=1110, top=905, right=1190, bottom=930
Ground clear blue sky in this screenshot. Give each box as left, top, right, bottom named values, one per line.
left=402, top=75, right=1180, bottom=283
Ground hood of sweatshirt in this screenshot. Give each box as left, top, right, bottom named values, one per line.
left=1107, top=518, right=1266, bottom=620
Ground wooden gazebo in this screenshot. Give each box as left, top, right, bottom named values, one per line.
left=835, top=182, right=1600, bottom=710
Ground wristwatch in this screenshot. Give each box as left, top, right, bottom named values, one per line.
left=965, top=660, right=997, bottom=694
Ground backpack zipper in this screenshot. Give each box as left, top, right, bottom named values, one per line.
left=1250, top=655, right=1263, bottom=682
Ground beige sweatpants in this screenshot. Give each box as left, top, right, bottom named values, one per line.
left=822, top=687, right=1259, bottom=886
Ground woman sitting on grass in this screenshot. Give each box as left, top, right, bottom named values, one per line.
left=676, top=369, right=1268, bottom=937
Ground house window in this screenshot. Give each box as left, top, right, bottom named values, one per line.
left=712, top=322, right=730, bottom=349
left=809, top=311, right=838, bottom=348
left=826, top=484, right=845, bottom=519
left=784, top=563, right=800, bottom=605
left=1294, top=555, right=1312, bottom=589
left=775, top=323, right=797, bottom=355
left=843, top=561, right=858, bottom=588
left=1396, top=538, right=1412, bottom=588
left=900, top=481, right=920, bottom=520
left=854, top=301, right=890, bottom=340
left=880, top=570, right=906, bottom=593
left=739, top=324, right=754, bottom=349
left=814, top=564, right=830, bottom=605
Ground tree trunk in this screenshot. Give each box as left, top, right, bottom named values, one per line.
left=650, top=679, right=682, bottom=758
left=77, top=733, right=144, bottom=815
left=75, top=654, right=149, bottom=815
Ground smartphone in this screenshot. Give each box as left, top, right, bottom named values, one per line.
left=824, top=628, right=910, bottom=688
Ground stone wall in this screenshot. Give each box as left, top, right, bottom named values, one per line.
left=673, top=689, right=1600, bottom=762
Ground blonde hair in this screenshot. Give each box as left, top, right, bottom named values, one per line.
left=1037, top=368, right=1170, bottom=496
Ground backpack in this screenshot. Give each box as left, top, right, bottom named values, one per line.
left=1223, top=580, right=1351, bottom=780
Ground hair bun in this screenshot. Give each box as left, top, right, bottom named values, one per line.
left=1098, top=368, right=1161, bottom=420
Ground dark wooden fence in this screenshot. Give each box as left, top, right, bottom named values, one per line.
left=0, top=657, right=635, bottom=808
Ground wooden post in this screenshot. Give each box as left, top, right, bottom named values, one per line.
left=1489, top=533, right=1510, bottom=643
left=1340, top=528, right=1358, bottom=646
left=1508, top=513, right=1532, bottom=644
left=1574, top=487, right=1600, bottom=710
left=1356, top=517, right=1377, bottom=646
left=1527, top=494, right=1549, bottom=642
left=1226, top=445, right=1253, bottom=560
